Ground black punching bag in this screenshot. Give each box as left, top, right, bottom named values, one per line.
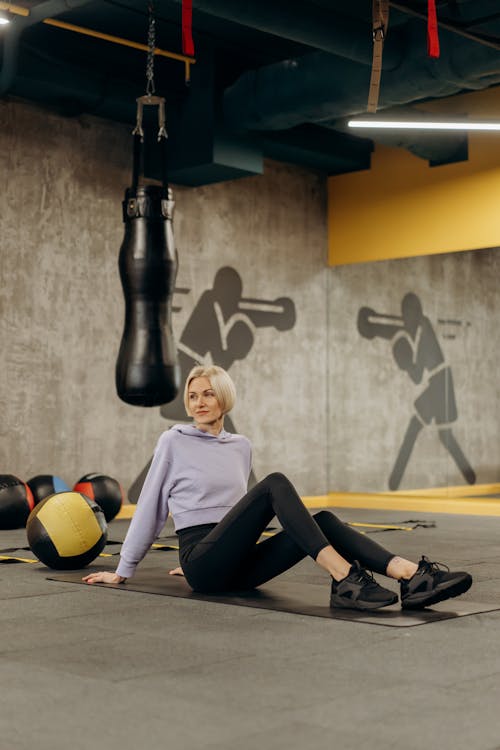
left=115, top=181, right=181, bottom=406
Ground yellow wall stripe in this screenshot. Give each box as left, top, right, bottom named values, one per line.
left=117, top=505, right=136, bottom=519
left=389, top=483, right=500, bottom=497
left=116, top=483, right=500, bottom=521
left=303, top=489, right=500, bottom=516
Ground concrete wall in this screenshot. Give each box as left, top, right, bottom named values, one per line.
left=328, top=248, right=500, bottom=492
left=0, top=99, right=328, bottom=497
left=2, top=98, right=497, bottom=500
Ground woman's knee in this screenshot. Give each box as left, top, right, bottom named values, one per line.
left=263, top=472, right=292, bottom=490
left=313, top=509, right=342, bottom=527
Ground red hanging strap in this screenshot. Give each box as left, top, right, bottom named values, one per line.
left=182, top=0, right=195, bottom=56
left=427, top=0, right=440, bottom=58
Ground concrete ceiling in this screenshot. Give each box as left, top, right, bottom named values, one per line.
left=2, top=0, right=500, bottom=184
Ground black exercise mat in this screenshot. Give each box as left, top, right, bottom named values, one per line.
left=47, top=567, right=500, bottom=627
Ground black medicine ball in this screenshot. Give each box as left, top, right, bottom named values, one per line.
left=0, top=474, right=35, bottom=529
left=27, top=491, right=107, bottom=570
left=73, top=473, right=124, bottom=522
left=27, top=475, right=70, bottom=505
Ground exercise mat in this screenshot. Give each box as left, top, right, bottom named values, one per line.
left=47, top=567, right=500, bottom=627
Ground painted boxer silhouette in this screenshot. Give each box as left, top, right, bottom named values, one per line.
left=358, top=293, right=476, bottom=491
left=159, top=267, right=294, bottom=420
left=128, top=266, right=296, bottom=500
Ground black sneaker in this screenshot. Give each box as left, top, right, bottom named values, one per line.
left=330, top=561, right=398, bottom=611
left=400, top=556, right=473, bottom=610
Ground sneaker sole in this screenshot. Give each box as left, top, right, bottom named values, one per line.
left=401, top=573, right=473, bottom=610
left=330, top=592, right=398, bottom=611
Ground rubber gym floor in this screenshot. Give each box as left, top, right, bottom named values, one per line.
left=2, top=505, right=500, bottom=750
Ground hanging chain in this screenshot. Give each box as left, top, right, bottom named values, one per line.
left=146, top=3, right=156, bottom=96
left=132, top=2, right=168, bottom=143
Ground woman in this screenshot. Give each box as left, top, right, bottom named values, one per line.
left=83, top=365, right=472, bottom=611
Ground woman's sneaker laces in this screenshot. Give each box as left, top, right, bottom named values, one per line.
left=400, top=555, right=473, bottom=610
left=330, top=561, right=398, bottom=611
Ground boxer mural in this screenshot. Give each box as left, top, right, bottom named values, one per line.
left=160, top=266, right=296, bottom=425
left=357, top=293, right=476, bottom=491
left=128, top=266, right=296, bottom=500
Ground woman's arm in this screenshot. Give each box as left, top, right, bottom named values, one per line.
left=82, top=432, right=173, bottom=584
left=82, top=570, right=126, bottom=584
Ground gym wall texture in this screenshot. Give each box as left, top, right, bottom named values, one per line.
left=1, top=98, right=498, bottom=498
left=327, top=247, right=500, bottom=492
left=0, top=99, right=328, bottom=497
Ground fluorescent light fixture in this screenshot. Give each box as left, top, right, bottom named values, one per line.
left=0, top=15, right=10, bottom=25
left=348, top=119, right=500, bottom=131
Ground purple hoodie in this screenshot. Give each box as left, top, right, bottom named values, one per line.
left=116, top=424, right=252, bottom=578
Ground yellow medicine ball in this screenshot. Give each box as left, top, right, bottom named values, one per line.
left=27, top=491, right=108, bottom=569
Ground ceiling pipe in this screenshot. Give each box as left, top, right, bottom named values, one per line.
left=0, top=0, right=95, bottom=95
left=42, top=18, right=195, bottom=83
left=222, top=18, right=500, bottom=164
left=389, top=1, right=500, bottom=52
left=11, top=48, right=137, bottom=122
left=166, top=0, right=404, bottom=69
left=0, top=3, right=29, bottom=17
left=223, top=21, right=500, bottom=132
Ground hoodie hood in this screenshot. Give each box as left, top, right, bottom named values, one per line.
left=171, top=423, right=233, bottom=441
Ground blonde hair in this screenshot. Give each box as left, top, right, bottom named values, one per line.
left=184, top=365, right=236, bottom=416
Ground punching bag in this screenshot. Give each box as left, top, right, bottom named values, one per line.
left=115, top=106, right=181, bottom=406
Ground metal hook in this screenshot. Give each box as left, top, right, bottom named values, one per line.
left=132, top=95, right=168, bottom=141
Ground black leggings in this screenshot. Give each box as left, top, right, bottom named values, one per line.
left=178, top=473, right=395, bottom=593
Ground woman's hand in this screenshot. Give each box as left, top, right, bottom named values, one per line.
left=168, top=566, right=184, bottom=577
left=82, top=571, right=126, bottom=585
